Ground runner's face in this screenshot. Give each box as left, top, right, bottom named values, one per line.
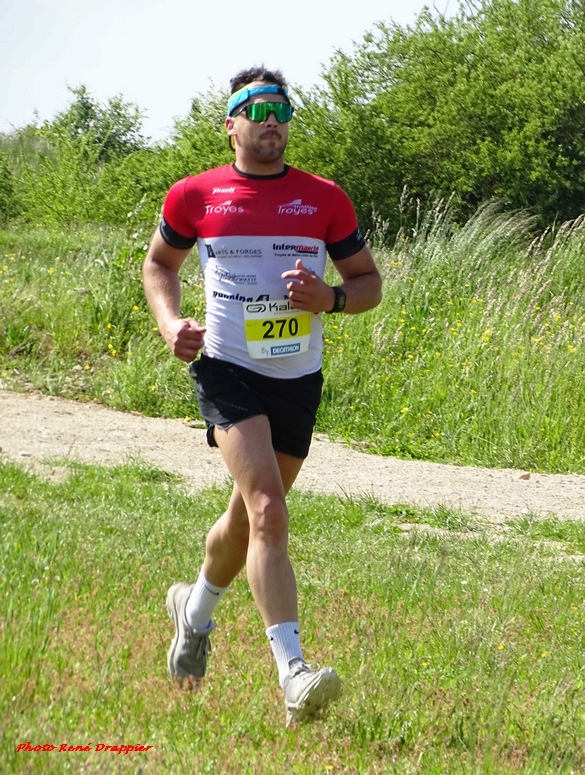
left=226, top=82, right=289, bottom=165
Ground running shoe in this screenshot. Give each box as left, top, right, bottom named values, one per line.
left=166, top=582, right=215, bottom=680
left=283, top=659, right=341, bottom=725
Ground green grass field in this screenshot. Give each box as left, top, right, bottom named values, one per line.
left=2, top=460, right=585, bottom=774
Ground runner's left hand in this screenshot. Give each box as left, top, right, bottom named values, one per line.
left=281, top=260, right=336, bottom=314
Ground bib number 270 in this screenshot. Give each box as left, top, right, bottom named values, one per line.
left=243, top=300, right=312, bottom=359
left=262, top=317, right=299, bottom=339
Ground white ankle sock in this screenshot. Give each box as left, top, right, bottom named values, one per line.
left=266, top=622, right=304, bottom=686
left=185, top=570, right=228, bottom=632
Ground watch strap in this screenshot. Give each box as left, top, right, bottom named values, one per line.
left=326, top=285, right=347, bottom=314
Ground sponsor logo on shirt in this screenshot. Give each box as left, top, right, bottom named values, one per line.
left=210, top=247, right=262, bottom=258
left=277, top=199, right=318, bottom=215
left=214, top=267, right=257, bottom=285
left=273, top=242, right=319, bottom=257
left=205, top=200, right=244, bottom=215
left=212, top=187, right=236, bottom=194
left=212, top=291, right=271, bottom=302
left=212, top=291, right=255, bottom=302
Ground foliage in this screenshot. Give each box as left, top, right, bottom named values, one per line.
left=17, top=130, right=105, bottom=224
left=49, top=85, right=147, bottom=164
left=0, top=152, right=18, bottom=221
left=0, top=87, right=158, bottom=225
left=170, top=90, right=233, bottom=175
left=319, top=202, right=585, bottom=471
left=91, top=147, right=177, bottom=225
left=290, top=0, right=585, bottom=235
left=0, top=86, right=235, bottom=227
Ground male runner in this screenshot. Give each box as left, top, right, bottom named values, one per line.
left=143, top=66, right=381, bottom=725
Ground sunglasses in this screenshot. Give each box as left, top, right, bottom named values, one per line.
left=232, top=101, right=294, bottom=123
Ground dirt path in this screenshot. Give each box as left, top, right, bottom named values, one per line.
left=1, top=390, right=584, bottom=521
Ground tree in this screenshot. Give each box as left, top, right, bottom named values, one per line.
left=7, top=87, right=151, bottom=224
left=49, top=85, right=147, bottom=164
left=291, top=0, right=585, bottom=235
left=169, top=90, right=233, bottom=177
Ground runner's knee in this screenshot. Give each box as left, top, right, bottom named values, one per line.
left=247, top=492, right=289, bottom=546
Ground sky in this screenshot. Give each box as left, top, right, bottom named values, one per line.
left=1, top=0, right=446, bottom=142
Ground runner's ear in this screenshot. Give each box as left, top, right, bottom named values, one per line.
left=225, top=116, right=236, bottom=152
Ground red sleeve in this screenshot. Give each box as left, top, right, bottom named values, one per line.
left=325, top=184, right=365, bottom=260
left=162, top=178, right=198, bottom=239
left=325, top=184, right=359, bottom=244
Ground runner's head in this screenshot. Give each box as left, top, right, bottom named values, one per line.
left=225, top=67, right=292, bottom=164
left=229, top=66, right=289, bottom=98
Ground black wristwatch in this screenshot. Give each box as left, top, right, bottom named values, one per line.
left=326, top=285, right=347, bottom=314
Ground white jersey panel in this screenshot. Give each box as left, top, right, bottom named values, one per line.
left=198, top=235, right=327, bottom=378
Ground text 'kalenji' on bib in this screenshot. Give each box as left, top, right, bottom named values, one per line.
left=244, top=300, right=312, bottom=359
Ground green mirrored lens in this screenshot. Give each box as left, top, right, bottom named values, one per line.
left=244, top=102, right=293, bottom=123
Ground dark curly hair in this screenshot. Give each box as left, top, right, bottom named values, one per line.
left=229, top=66, right=288, bottom=94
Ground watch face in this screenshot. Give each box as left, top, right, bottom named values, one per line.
left=335, top=287, right=347, bottom=312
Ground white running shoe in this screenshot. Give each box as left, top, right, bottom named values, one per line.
left=166, top=582, right=215, bottom=681
left=282, top=659, right=341, bottom=726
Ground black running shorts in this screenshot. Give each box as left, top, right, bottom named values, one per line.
left=189, top=354, right=323, bottom=460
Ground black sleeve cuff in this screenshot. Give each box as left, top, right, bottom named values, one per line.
left=326, top=227, right=366, bottom=261
left=159, top=217, right=197, bottom=250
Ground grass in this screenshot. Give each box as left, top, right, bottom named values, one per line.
left=3, top=459, right=585, bottom=773
left=0, top=221, right=200, bottom=417
left=319, top=204, right=585, bottom=472
left=2, top=204, right=584, bottom=474
left=507, top=515, right=585, bottom=555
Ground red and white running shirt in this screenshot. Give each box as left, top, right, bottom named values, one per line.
left=160, top=164, right=365, bottom=377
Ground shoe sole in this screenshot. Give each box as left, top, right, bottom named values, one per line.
left=286, top=669, right=342, bottom=725
left=166, top=583, right=189, bottom=679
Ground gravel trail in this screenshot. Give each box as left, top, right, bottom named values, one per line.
left=1, top=390, right=584, bottom=521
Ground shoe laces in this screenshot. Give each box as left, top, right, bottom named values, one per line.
left=288, top=660, right=315, bottom=679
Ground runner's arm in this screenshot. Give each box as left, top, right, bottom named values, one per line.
left=143, top=228, right=206, bottom=363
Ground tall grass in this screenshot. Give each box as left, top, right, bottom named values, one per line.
left=1, top=203, right=584, bottom=473
left=3, top=460, right=585, bottom=773
left=0, top=222, right=202, bottom=416
left=321, top=204, right=585, bottom=472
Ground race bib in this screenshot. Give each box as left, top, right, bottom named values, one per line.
left=244, top=300, right=312, bottom=359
